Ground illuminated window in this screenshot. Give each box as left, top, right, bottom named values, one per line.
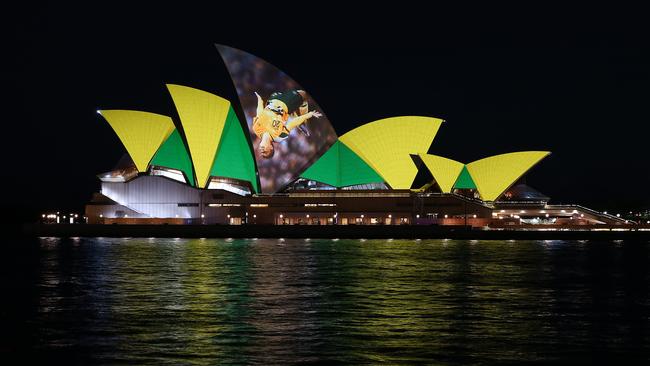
left=150, top=166, right=186, bottom=184
left=207, top=181, right=251, bottom=196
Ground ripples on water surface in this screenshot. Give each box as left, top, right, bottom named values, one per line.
left=2, top=238, right=650, bottom=364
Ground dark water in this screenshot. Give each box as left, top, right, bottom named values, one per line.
left=2, top=238, right=650, bottom=364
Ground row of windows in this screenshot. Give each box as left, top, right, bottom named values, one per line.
left=277, top=217, right=411, bottom=225
left=207, top=203, right=336, bottom=208
left=289, top=192, right=410, bottom=198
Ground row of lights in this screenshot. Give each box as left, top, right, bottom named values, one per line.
left=99, top=213, right=262, bottom=220
left=603, top=211, right=626, bottom=218
left=276, top=213, right=479, bottom=220
left=42, top=212, right=79, bottom=218
left=498, top=209, right=588, bottom=216
left=279, top=213, right=405, bottom=218
left=42, top=212, right=81, bottom=223
left=92, top=210, right=647, bottom=224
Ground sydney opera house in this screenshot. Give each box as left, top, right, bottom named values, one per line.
left=85, top=45, right=625, bottom=228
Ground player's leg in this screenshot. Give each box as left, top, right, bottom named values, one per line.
left=294, top=90, right=312, bottom=136
left=296, top=90, right=309, bottom=116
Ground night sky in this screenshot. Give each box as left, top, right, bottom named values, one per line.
left=5, top=4, right=649, bottom=224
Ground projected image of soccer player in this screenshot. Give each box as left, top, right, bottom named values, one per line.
left=217, top=45, right=338, bottom=192
left=252, top=90, right=323, bottom=159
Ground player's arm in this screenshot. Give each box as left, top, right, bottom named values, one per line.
left=285, top=111, right=322, bottom=131
left=254, top=92, right=264, bottom=116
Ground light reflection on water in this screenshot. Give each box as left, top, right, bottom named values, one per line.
left=4, top=238, right=650, bottom=364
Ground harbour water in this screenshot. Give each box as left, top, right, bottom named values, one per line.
left=2, top=238, right=649, bottom=364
